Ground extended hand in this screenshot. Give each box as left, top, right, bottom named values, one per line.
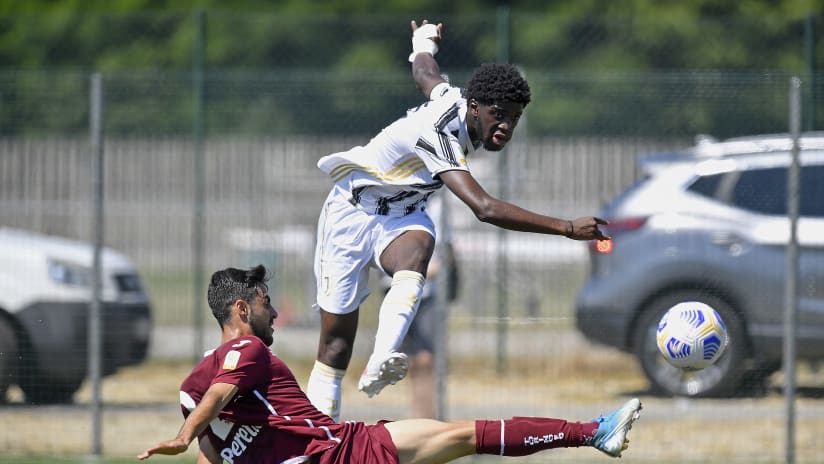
left=137, top=438, right=189, bottom=460
left=410, top=19, right=442, bottom=43
left=568, top=217, right=610, bottom=241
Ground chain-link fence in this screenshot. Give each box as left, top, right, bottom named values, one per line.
left=1, top=10, right=823, bottom=464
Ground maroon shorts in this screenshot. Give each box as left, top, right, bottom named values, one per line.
left=315, top=421, right=398, bottom=464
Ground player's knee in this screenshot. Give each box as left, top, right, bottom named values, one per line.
left=395, top=249, right=432, bottom=275
left=318, top=336, right=355, bottom=366
left=382, top=236, right=434, bottom=274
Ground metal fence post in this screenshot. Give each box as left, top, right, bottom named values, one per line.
left=784, top=75, right=801, bottom=464
left=495, top=2, right=511, bottom=375
left=804, top=15, right=816, bottom=131
left=434, top=197, right=450, bottom=421
left=89, top=71, right=104, bottom=456
left=192, top=8, right=206, bottom=363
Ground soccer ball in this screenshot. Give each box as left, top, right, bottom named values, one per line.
left=656, top=301, right=728, bottom=370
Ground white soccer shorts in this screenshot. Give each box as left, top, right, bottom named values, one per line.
left=313, top=185, right=435, bottom=315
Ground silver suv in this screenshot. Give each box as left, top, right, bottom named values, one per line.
left=575, top=133, right=824, bottom=397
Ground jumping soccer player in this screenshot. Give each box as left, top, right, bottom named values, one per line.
left=138, top=265, right=641, bottom=464
left=307, top=19, right=609, bottom=421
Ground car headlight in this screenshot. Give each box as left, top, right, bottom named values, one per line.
left=47, top=259, right=92, bottom=287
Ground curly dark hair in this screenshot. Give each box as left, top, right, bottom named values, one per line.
left=465, top=63, right=531, bottom=107
left=207, top=264, right=269, bottom=327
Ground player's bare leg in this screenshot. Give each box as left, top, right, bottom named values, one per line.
left=316, top=309, right=359, bottom=369
left=384, top=419, right=476, bottom=464
left=307, top=309, right=358, bottom=421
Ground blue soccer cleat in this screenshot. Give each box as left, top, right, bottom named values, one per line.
left=591, top=398, right=642, bottom=458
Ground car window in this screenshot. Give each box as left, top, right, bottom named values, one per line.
left=729, top=164, right=824, bottom=217
left=801, top=165, right=824, bottom=217
left=687, top=173, right=723, bottom=198
left=731, top=167, right=786, bottom=215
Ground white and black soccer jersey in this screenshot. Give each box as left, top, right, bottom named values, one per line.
left=318, top=82, right=477, bottom=217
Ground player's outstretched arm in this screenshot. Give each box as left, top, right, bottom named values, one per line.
left=410, top=19, right=446, bottom=98
left=137, top=382, right=238, bottom=460
left=439, top=169, right=609, bottom=241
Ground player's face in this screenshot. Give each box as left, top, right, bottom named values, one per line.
left=248, top=288, right=278, bottom=346
left=476, top=101, right=524, bottom=152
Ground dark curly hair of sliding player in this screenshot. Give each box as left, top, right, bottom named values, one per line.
left=465, top=64, right=531, bottom=107
left=207, top=264, right=269, bottom=327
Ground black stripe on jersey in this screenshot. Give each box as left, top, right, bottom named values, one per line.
left=437, top=131, right=458, bottom=167
left=415, top=132, right=459, bottom=166
left=416, top=136, right=455, bottom=168
left=350, top=182, right=443, bottom=216
left=435, top=104, right=459, bottom=132
left=403, top=182, right=443, bottom=214
left=351, top=186, right=367, bottom=205
left=435, top=104, right=461, bottom=167
left=411, top=181, right=443, bottom=191
left=415, top=104, right=462, bottom=168
left=375, top=190, right=419, bottom=216
left=415, top=138, right=438, bottom=157
left=406, top=191, right=434, bottom=215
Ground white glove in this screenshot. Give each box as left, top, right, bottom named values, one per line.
left=408, top=23, right=439, bottom=63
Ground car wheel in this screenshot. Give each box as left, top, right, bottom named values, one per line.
left=633, top=291, right=750, bottom=397
left=738, top=360, right=781, bottom=396
left=17, top=338, right=83, bottom=404
left=0, top=318, right=19, bottom=402
left=19, top=374, right=83, bottom=405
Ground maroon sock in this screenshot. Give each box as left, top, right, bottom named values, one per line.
left=475, top=417, right=599, bottom=457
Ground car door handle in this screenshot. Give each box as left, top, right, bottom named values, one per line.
left=712, top=231, right=751, bottom=255
left=712, top=231, right=742, bottom=245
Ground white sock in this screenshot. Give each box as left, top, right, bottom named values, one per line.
left=368, top=270, right=425, bottom=368
left=306, top=360, right=345, bottom=422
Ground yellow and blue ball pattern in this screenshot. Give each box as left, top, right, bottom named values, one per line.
left=656, top=301, right=728, bottom=371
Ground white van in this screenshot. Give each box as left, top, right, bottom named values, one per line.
left=0, top=228, right=152, bottom=404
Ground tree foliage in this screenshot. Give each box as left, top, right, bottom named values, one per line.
left=1, top=0, right=821, bottom=71
left=1, top=1, right=822, bottom=136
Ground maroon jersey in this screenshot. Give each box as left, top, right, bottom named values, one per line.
left=179, top=335, right=398, bottom=464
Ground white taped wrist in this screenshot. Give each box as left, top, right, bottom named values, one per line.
left=408, top=23, right=439, bottom=63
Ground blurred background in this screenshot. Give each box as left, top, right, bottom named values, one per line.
left=1, top=1, right=823, bottom=463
